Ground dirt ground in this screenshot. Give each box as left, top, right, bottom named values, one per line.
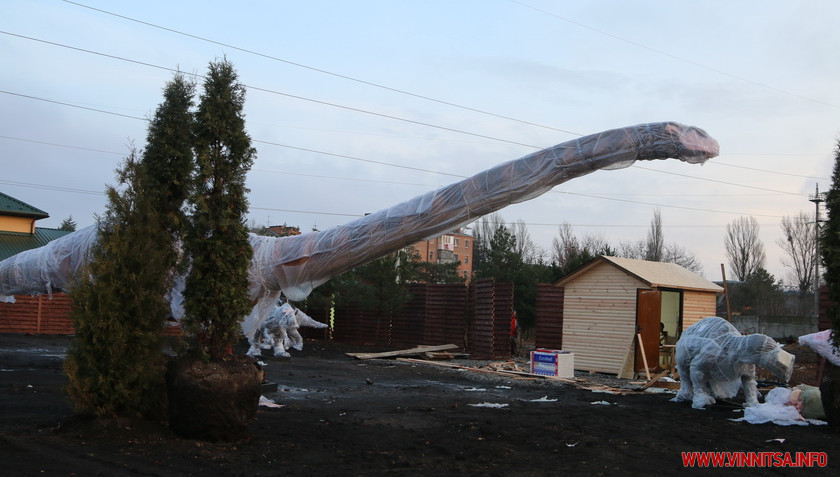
left=0, top=334, right=836, bottom=476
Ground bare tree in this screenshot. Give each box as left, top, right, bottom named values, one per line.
left=662, top=243, right=703, bottom=274
left=724, top=216, right=766, bottom=281
left=551, top=222, right=609, bottom=273
left=644, top=209, right=664, bottom=261
left=551, top=223, right=580, bottom=270
left=617, top=239, right=645, bottom=259
left=778, top=211, right=816, bottom=294
left=511, top=219, right=541, bottom=263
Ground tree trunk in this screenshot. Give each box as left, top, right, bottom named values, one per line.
left=166, top=354, right=262, bottom=441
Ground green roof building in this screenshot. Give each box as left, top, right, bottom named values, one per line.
left=0, top=191, right=72, bottom=260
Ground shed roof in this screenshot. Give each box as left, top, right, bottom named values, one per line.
left=555, top=255, right=723, bottom=293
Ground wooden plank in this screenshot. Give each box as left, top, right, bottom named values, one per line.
left=346, top=343, right=459, bottom=359
left=637, top=333, right=651, bottom=381
left=396, top=358, right=578, bottom=384
left=640, top=369, right=670, bottom=390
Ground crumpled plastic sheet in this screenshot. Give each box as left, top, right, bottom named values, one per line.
left=799, top=329, right=840, bottom=366
left=671, top=317, right=794, bottom=409
left=0, top=122, right=719, bottom=334
left=731, top=387, right=827, bottom=426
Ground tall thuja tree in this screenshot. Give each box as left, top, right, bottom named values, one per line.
left=65, top=151, right=166, bottom=417
left=183, top=60, right=256, bottom=361
left=821, top=139, right=840, bottom=348
left=65, top=76, right=195, bottom=418
left=141, top=73, right=195, bottom=245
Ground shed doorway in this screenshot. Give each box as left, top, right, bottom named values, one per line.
left=660, top=289, right=682, bottom=345
left=635, top=289, right=682, bottom=374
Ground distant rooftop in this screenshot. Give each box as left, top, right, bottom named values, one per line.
left=0, top=228, right=72, bottom=261
left=0, top=191, right=49, bottom=219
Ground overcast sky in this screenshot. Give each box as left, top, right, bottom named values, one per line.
left=2, top=0, right=838, bottom=283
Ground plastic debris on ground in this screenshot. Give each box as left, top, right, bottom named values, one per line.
left=258, top=396, right=284, bottom=408
left=462, top=387, right=487, bottom=392
left=468, top=402, right=508, bottom=408
left=729, top=387, right=827, bottom=426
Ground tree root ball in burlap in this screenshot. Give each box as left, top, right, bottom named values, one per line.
left=166, top=354, right=262, bottom=441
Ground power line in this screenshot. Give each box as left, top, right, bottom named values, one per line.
left=60, top=0, right=583, bottom=138
left=556, top=191, right=788, bottom=219
left=0, top=176, right=791, bottom=225
left=631, top=165, right=807, bottom=196
left=0, top=179, right=104, bottom=195
left=252, top=169, right=442, bottom=188
left=0, top=135, right=124, bottom=156
left=1, top=132, right=823, bottom=194
left=706, top=161, right=830, bottom=181
left=0, top=90, right=146, bottom=121
left=1, top=30, right=829, bottom=191
left=249, top=206, right=363, bottom=218
left=1, top=89, right=818, bottom=199
left=508, top=0, right=840, bottom=110
left=0, top=30, right=541, bottom=149
left=250, top=141, right=467, bottom=179
left=0, top=131, right=823, bottom=197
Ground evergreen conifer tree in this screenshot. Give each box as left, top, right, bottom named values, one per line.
left=183, top=59, right=255, bottom=361
left=64, top=75, right=194, bottom=417
left=821, top=139, right=840, bottom=348
left=65, top=150, right=171, bottom=417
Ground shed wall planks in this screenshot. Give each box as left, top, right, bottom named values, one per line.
left=561, top=262, right=644, bottom=374
left=682, top=291, right=717, bottom=329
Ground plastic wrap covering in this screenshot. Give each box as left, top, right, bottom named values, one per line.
left=0, top=122, right=718, bottom=330
left=0, top=224, right=98, bottom=300
left=246, top=303, right=327, bottom=357
left=799, top=329, right=840, bottom=366
left=671, top=317, right=794, bottom=409
left=245, top=121, right=718, bottom=303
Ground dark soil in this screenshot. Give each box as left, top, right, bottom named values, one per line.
left=0, top=334, right=836, bottom=476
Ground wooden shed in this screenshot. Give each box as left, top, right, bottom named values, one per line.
left=554, top=256, right=722, bottom=378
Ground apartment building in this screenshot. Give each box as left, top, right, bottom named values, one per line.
left=408, top=229, right=474, bottom=281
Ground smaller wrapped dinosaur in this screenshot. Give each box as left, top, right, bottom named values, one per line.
left=671, top=316, right=794, bottom=409
left=248, top=303, right=327, bottom=358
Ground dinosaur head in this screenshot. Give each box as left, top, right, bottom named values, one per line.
left=636, top=121, right=720, bottom=164
left=749, top=334, right=795, bottom=382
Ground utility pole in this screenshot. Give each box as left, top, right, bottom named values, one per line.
left=809, top=184, right=825, bottom=317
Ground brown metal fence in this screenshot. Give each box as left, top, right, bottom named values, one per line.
left=0, top=282, right=558, bottom=360
left=535, top=283, right=564, bottom=349
left=0, top=293, right=74, bottom=334
left=329, top=280, right=513, bottom=358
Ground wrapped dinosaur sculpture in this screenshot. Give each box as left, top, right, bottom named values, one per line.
left=671, top=316, right=795, bottom=409
left=0, top=121, right=719, bottom=342
left=250, top=302, right=328, bottom=358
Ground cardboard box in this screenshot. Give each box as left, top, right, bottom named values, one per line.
left=530, top=349, right=574, bottom=378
